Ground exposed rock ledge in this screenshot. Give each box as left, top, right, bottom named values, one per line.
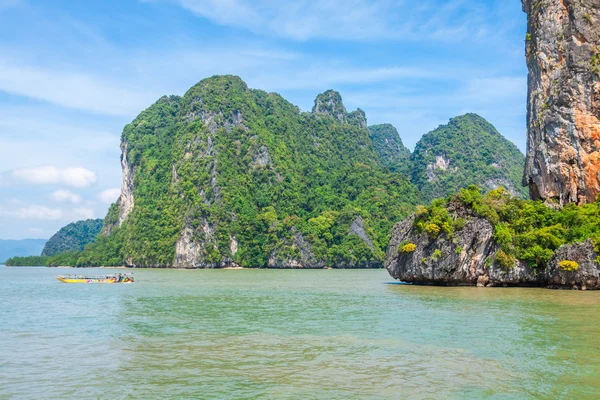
left=384, top=203, right=600, bottom=289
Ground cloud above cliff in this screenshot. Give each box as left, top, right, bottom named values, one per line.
left=0, top=59, right=157, bottom=117
left=169, top=0, right=497, bottom=42
left=0, top=0, right=527, bottom=239
left=50, top=189, right=83, bottom=205
left=4, top=166, right=97, bottom=188
left=98, top=188, right=121, bottom=204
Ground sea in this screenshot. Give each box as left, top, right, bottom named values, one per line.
left=1, top=266, right=599, bottom=399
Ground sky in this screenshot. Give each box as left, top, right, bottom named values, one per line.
left=0, top=0, right=528, bottom=240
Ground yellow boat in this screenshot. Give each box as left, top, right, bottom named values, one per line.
left=56, top=273, right=133, bottom=284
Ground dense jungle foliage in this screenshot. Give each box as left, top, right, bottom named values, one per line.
left=415, top=185, right=600, bottom=270
left=77, top=76, right=421, bottom=267
left=368, top=124, right=411, bottom=175
left=410, top=114, right=527, bottom=203
left=41, top=219, right=103, bottom=256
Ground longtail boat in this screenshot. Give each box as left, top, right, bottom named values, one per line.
left=56, top=273, right=134, bottom=284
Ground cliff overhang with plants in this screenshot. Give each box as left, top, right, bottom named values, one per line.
left=384, top=186, right=600, bottom=290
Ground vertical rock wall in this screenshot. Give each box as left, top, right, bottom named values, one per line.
left=523, top=0, right=600, bottom=205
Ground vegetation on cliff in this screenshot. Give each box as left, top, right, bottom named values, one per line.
left=410, top=114, right=527, bottom=203
left=41, top=219, right=103, bottom=256
left=416, top=185, right=600, bottom=270
left=77, top=75, right=421, bottom=268
left=368, top=124, right=411, bottom=175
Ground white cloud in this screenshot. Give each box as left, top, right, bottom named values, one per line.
left=50, top=189, right=82, bottom=204
left=0, top=58, right=157, bottom=117
left=98, top=188, right=121, bottom=204
left=9, top=166, right=97, bottom=188
left=72, top=207, right=95, bottom=220
left=168, top=0, right=503, bottom=42
left=1, top=205, right=64, bottom=220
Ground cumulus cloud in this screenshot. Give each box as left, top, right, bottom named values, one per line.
left=50, top=189, right=82, bottom=204
left=9, top=166, right=97, bottom=188
left=98, top=188, right=121, bottom=204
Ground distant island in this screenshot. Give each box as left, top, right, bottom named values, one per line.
left=0, top=239, right=47, bottom=264
left=4, top=220, right=102, bottom=267
left=4, top=255, right=50, bottom=267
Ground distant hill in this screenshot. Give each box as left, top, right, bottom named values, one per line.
left=409, top=114, right=527, bottom=203
left=0, top=239, right=47, bottom=264
left=367, top=114, right=527, bottom=205
left=41, top=219, right=103, bottom=256
left=368, top=124, right=411, bottom=175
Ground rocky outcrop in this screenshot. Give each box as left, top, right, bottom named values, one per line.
left=349, top=216, right=374, bottom=249
left=546, top=240, right=600, bottom=289
left=523, top=0, right=600, bottom=205
left=312, top=90, right=368, bottom=128
left=384, top=202, right=600, bottom=289
left=384, top=204, right=542, bottom=287
left=312, top=90, right=348, bottom=122
left=267, top=228, right=326, bottom=269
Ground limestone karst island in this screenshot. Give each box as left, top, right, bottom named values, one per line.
left=1, top=0, right=600, bottom=398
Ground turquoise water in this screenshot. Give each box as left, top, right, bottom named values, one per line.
left=1, top=266, right=600, bottom=399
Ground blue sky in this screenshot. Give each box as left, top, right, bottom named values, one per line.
left=0, top=0, right=528, bottom=240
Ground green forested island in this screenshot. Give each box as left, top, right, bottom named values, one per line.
left=368, top=124, right=411, bottom=175
left=42, top=75, right=524, bottom=269
left=4, top=255, right=50, bottom=266
left=79, top=79, right=422, bottom=268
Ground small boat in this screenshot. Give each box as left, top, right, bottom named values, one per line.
left=56, top=273, right=134, bottom=284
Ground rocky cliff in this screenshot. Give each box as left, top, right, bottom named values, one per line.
left=523, top=0, right=600, bottom=205
left=384, top=187, right=600, bottom=289
left=79, top=75, right=420, bottom=268
left=384, top=202, right=543, bottom=287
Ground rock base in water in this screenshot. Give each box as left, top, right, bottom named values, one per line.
left=384, top=202, right=600, bottom=290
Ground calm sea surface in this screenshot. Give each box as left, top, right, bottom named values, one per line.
left=1, top=266, right=600, bottom=399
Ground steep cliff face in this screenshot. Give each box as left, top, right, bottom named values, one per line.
left=523, top=0, right=600, bottom=205
left=81, top=76, right=420, bottom=268
left=117, top=142, right=135, bottom=226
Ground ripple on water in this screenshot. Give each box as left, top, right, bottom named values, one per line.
left=1, top=267, right=600, bottom=399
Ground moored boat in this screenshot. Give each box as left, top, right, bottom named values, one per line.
left=56, top=273, right=134, bottom=284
